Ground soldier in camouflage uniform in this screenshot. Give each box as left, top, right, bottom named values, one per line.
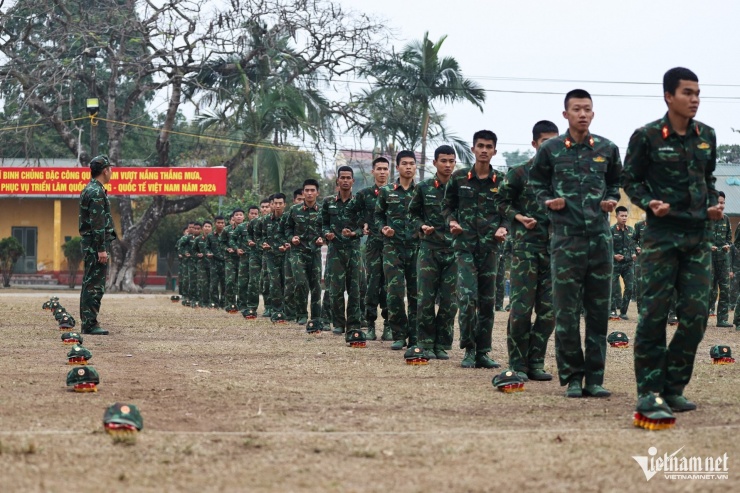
left=443, top=131, right=509, bottom=369
left=244, top=205, right=263, bottom=313
left=633, top=216, right=646, bottom=313
left=730, top=243, right=738, bottom=314
left=323, top=167, right=362, bottom=336
left=258, top=199, right=272, bottom=316
left=530, top=90, right=622, bottom=398
left=497, top=120, right=559, bottom=381
left=284, top=180, right=325, bottom=324
left=178, top=224, right=195, bottom=303
left=375, top=151, right=420, bottom=350
left=494, top=239, right=511, bottom=311
left=232, top=208, right=252, bottom=311
left=622, top=67, right=722, bottom=413
left=282, top=190, right=303, bottom=321
left=193, top=222, right=210, bottom=305
left=207, top=216, right=227, bottom=307
left=223, top=210, right=245, bottom=309
left=262, top=193, right=288, bottom=315
left=709, top=192, right=733, bottom=327
left=176, top=224, right=191, bottom=298
left=79, top=155, right=117, bottom=335
left=320, top=186, right=339, bottom=327
left=408, top=145, right=457, bottom=359
left=610, top=206, right=636, bottom=320
left=346, top=157, right=390, bottom=340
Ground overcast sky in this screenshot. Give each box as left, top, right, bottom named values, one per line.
left=337, top=0, right=740, bottom=166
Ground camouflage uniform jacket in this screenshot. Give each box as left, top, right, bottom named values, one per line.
left=230, top=221, right=250, bottom=252
left=220, top=224, right=238, bottom=258
left=176, top=234, right=189, bottom=257
left=346, top=184, right=383, bottom=238
left=374, top=179, right=419, bottom=247
left=611, top=224, right=636, bottom=263
left=261, top=213, right=287, bottom=252
left=407, top=174, right=453, bottom=250
left=712, top=214, right=732, bottom=258
left=79, top=179, right=117, bottom=252
left=497, top=159, right=550, bottom=252
left=193, top=233, right=209, bottom=261
left=633, top=220, right=646, bottom=251
left=442, top=165, right=509, bottom=252
left=246, top=217, right=264, bottom=253
left=529, top=130, right=622, bottom=237
left=322, top=194, right=361, bottom=248
left=284, top=202, right=323, bottom=252
left=622, top=113, right=718, bottom=231
left=207, top=230, right=226, bottom=261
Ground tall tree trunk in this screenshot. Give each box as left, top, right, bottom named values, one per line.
left=419, top=106, right=430, bottom=181
left=252, top=151, right=260, bottom=193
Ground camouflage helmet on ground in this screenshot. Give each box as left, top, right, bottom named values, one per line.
left=492, top=370, right=525, bottom=393
left=61, top=332, right=83, bottom=345
left=103, top=403, right=144, bottom=431
left=607, top=331, right=629, bottom=348
left=67, top=345, right=92, bottom=365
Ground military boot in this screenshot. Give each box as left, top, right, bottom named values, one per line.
left=474, top=352, right=501, bottom=369
left=381, top=324, right=393, bottom=341
left=566, top=378, right=583, bottom=398
left=662, top=394, right=697, bottom=412
left=366, top=324, right=377, bottom=341
left=460, top=348, right=476, bottom=368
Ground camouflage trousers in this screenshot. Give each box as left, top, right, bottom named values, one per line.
left=506, top=247, right=554, bottom=373
left=80, top=250, right=108, bottom=331
left=456, top=244, right=498, bottom=353
left=196, top=258, right=211, bottom=305
left=383, top=242, right=418, bottom=344
left=292, top=248, right=322, bottom=320
left=551, top=233, right=612, bottom=387
left=246, top=250, right=262, bottom=311
left=210, top=259, right=226, bottom=307
left=364, top=237, right=388, bottom=326
left=321, top=250, right=332, bottom=324
left=416, top=244, right=456, bottom=350
left=710, top=253, right=731, bottom=322
left=179, top=258, right=189, bottom=297
left=224, top=255, right=239, bottom=307
left=634, top=226, right=710, bottom=397
left=237, top=253, right=250, bottom=310
left=265, top=251, right=286, bottom=312
left=177, top=260, right=183, bottom=295
left=635, top=256, right=644, bottom=312
left=261, top=254, right=270, bottom=308
left=327, top=244, right=362, bottom=330
left=611, top=261, right=634, bottom=315
left=495, top=253, right=506, bottom=309
left=284, top=251, right=297, bottom=319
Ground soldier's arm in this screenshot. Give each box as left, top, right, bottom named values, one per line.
left=374, top=188, right=388, bottom=233
left=442, top=177, right=459, bottom=225
left=725, top=217, right=732, bottom=247
left=605, top=144, right=623, bottom=203
left=622, top=128, right=655, bottom=210
left=528, top=146, right=556, bottom=205
left=321, top=199, right=332, bottom=237
left=497, top=167, right=524, bottom=223
left=407, top=184, right=426, bottom=233
left=284, top=210, right=296, bottom=239
left=87, top=189, right=108, bottom=252
left=706, top=128, right=719, bottom=208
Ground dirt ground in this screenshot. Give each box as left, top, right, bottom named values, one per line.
left=0, top=290, right=738, bottom=492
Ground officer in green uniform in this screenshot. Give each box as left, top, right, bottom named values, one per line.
left=224, top=209, right=245, bottom=308
left=262, top=193, right=288, bottom=315
left=193, top=221, right=210, bottom=305
left=282, top=190, right=303, bottom=321
left=622, top=67, right=722, bottom=413
left=375, top=151, right=420, bottom=350
left=530, top=90, right=622, bottom=398
left=207, top=216, right=227, bottom=307
left=497, top=120, right=559, bottom=381
left=232, top=207, right=253, bottom=311
left=442, top=131, right=509, bottom=369
left=346, top=157, right=390, bottom=340
left=408, top=145, right=457, bottom=359
left=284, top=180, right=324, bottom=324
left=79, top=155, right=117, bottom=335
left=244, top=205, right=263, bottom=313
left=610, top=206, right=636, bottom=320
left=709, top=191, right=732, bottom=327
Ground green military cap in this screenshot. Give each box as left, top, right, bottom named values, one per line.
left=170, top=295, right=181, bottom=303
left=492, top=370, right=525, bottom=393
left=61, top=332, right=83, bottom=345
left=66, top=366, right=100, bottom=392
left=634, top=393, right=675, bottom=430
left=242, top=308, right=257, bottom=319
left=607, top=331, right=629, bottom=348
left=50, top=302, right=64, bottom=314
left=103, top=403, right=144, bottom=432
left=404, top=346, right=429, bottom=365
left=710, top=345, right=734, bottom=364
left=306, top=319, right=324, bottom=334
left=226, top=303, right=238, bottom=314
left=42, top=301, right=51, bottom=311
left=270, top=311, right=287, bottom=324
left=208, top=302, right=218, bottom=310
left=89, top=155, right=112, bottom=174
left=53, top=308, right=68, bottom=321
left=346, top=330, right=367, bottom=348
left=50, top=296, right=59, bottom=302
left=67, top=345, right=92, bottom=365
left=58, top=314, right=76, bottom=329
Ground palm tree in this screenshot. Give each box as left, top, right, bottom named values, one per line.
left=365, top=32, right=486, bottom=179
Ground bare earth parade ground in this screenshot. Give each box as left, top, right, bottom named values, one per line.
left=0, top=291, right=738, bottom=492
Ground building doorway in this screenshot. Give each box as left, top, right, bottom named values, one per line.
left=11, top=226, right=37, bottom=273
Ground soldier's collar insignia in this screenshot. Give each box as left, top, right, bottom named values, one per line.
left=434, top=179, right=440, bottom=188
left=662, top=125, right=670, bottom=139
left=491, top=173, right=497, bottom=183
left=393, top=183, right=399, bottom=190
left=593, top=156, right=606, bottom=163
left=564, top=137, right=573, bottom=149
left=695, top=123, right=701, bottom=136
left=374, top=188, right=379, bottom=196
left=698, top=142, right=710, bottom=150
left=588, top=136, right=595, bottom=147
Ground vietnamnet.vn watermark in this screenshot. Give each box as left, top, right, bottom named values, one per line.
left=633, top=446, right=730, bottom=481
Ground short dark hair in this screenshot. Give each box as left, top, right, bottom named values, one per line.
left=615, top=206, right=628, bottom=214
left=268, top=194, right=276, bottom=202
left=719, top=191, right=726, bottom=199
left=260, top=198, right=270, bottom=205
left=663, top=67, right=698, bottom=96
left=396, top=150, right=416, bottom=166
left=183, top=225, right=190, bottom=232
left=293, top=188, right=303, bottom=199
left=434, top=145, right=456, bottom=160
left=564, top=89, right=592, bottom=110
left=473, top=130, right=497, bottom=147
left=303, top=178, right=320, bottom=191
left=337, top=165, right=354, bottom=177
left=372, top=156, right=390, bottom=168
left=273, top=192, right=286, bottom=202
left=187, top=221, right=195, bottom=226
left=232, top=208, right=245, bottom=215
left=203, top=220, right=213, bottom=226
left=532, top=120, right=559, bottom=141
left=193, top=221, right=202, bottom=227
left=214, top=215, right=225, bottom=222
left=248, top=205, right=259, bottom=213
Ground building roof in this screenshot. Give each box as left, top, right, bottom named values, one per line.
left=714, top=164, right=740, bottom=216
